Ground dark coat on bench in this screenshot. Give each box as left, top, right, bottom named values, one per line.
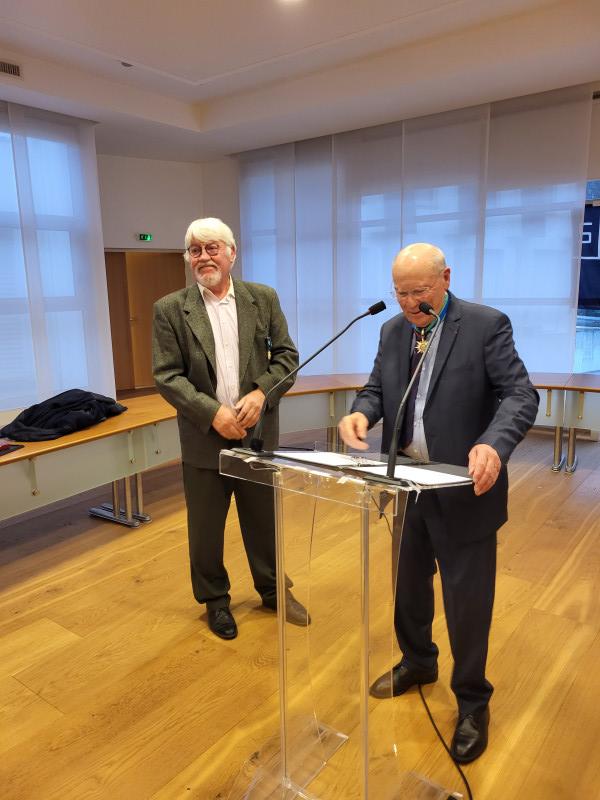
left=0, top=389, right=126, bottom=441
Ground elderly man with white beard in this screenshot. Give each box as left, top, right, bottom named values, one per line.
left=153, top=217, right=308, bottom=639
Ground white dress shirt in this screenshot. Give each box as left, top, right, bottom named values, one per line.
left=199, top=280, right=240, bottom=408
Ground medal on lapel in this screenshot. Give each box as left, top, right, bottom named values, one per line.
left=415, top=330, right=428, bottom=354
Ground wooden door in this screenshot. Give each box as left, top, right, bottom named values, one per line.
left=105, top=252, right=135, bottom=390
left=125, top=252, right=186, bottom=388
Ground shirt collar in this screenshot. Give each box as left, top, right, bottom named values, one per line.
left=198, top=277, right=235, bottom=302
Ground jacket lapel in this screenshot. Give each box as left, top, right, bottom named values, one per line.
left=183, top=286, right=216, bottom=374
left=426, top=294, right=461, bottom=404
left=397, top=317, right=413, bottom=395
left=234, top=280, right=259, bottom=384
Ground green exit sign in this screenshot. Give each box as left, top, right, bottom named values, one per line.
left=137, top=233, right=153, bottom=241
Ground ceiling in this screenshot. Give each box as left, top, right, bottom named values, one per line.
left=0, top=0, right=598, bottom=162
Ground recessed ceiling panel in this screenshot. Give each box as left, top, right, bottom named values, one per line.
left=0, top=0, right=554, bottom=92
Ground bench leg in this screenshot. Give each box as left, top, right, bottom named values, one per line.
left=134, top=473, right=151, bottom=522
left=551, top=426, right=565, bottom=471
left=89, top=476, right=146, bottom=527
left=565, top=428, right=578, bottom=473
left=326, top=425, right=339, bottom=451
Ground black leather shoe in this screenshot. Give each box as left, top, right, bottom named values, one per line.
left=207, top=606, right=237, bottom=640
left=262, top=590, right=311, bottom=626
left=369, top=662, right=438, bottom=699
left=450, top=706, right=490, bottom=763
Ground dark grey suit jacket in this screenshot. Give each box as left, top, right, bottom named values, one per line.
left=352, top=293, right=539, bottom=542
left=152, top=279, right=298, bottom=469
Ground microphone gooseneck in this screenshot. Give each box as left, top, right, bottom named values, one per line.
left=250, top=300, right=387, bottom=452
left=385, top=302, right=441, bottom=479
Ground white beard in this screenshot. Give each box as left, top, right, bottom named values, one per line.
left=196, top=266, right=222, bottom=288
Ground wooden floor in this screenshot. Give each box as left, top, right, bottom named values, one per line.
left=0, top=431, right=599, bottom=799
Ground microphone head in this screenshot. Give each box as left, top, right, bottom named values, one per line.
left=368, top=300, right=386, bottom=315
left=418, top=301, right=435, bottom=315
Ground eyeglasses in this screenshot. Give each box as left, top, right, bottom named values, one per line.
left=187, top=242, right=221, bottom=258
left=390, top=286, right=435, bottom=301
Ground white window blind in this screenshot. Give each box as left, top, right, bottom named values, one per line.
left=0, top=102, right=114, bottom=411
left=239, top=86, right=592, bottom=375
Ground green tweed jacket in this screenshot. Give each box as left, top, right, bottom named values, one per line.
left=152, top=279, right=299, bottom=469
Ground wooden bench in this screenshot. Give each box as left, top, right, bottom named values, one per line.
left=0, top=376, right=368, bottom=526
left=0, top=394, right=180, bottom=527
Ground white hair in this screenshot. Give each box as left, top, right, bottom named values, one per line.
left=183, top=217, right=237, bottom=264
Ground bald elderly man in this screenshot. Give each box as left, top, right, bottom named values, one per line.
left=339, top=243, right=538, bottom=763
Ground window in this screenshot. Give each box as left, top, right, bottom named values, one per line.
left=0, top=103, right=114, bottom=411
left=239, top=87, right=591, bottom=376
left=575, top=192, right=600, bottom=372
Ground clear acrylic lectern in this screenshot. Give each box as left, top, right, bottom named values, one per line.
left=220, top=448, right=471, bottom=800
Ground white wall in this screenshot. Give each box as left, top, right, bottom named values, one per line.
left=199, top=157, right=240, bottom=239
left=96, top=154, right=241, bottom=253
left=97, top=154, right=203, bottom=250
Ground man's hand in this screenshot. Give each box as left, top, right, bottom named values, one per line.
left=338, top=412, right=370, bottom=450
left=234, top=388, right=266, bottom=429
left=212, top=405, right=247, bottom=440
left=468, top=443, right=501, bottom=496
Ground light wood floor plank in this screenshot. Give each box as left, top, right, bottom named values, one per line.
left=0, top=675, right=63, bottom=755
left=0, top=617, right=81, bottom=676
left=515, top=630, right=600, bottom=798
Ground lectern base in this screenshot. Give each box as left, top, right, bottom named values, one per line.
left=227, top=717, right=462, bottom=800
left=227, top=718, right=347, bottom=800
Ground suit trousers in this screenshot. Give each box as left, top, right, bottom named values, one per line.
left=394, top=490, right=497, bottom=716
left=182, top=463, right=277, bottom=610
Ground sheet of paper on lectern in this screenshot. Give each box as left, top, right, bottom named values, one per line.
left=271, top=451, right=471, bottom=486
left=273, top=450, right=381, bottom=468
left=351, top=464, right=471, bottom=485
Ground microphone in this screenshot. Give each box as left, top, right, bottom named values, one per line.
left=250, top=300, right=387, bottom=452
left=386, top=301, right=441, bottom=479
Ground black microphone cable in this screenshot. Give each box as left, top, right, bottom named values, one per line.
left=417, top=684, right=474, bottom=800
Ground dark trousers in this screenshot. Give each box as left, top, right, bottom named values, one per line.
left=394, top=491, right=497, bottom=716
left=182, top=463, right=277, bottom=611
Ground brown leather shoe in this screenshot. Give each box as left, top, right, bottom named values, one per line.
left=369, top=662, right=438, bottom=698
left=450, top=707, right=490, bottom=763
left=262, top=590, right=311, bottom=626
left=285, top=591, right=311, bottom=626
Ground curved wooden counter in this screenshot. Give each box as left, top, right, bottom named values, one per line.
left=2, top=370, right=599, bottom=522
left=0, top=375, right=370, bottom=468
left=0, top=377, right=370, bottom=522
